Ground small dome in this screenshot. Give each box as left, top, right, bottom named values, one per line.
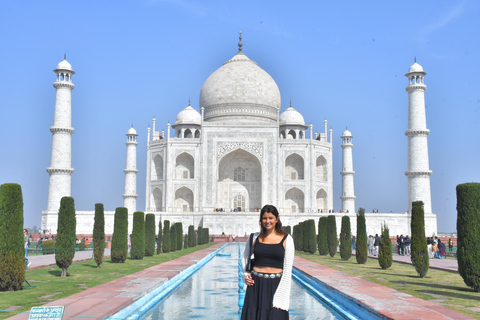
left=56, top=59, right=73, bottom=71
left=341, top=128, right=352, bottom=138
left=408, top=62, right=424, bottom=73
left=279, top=107, right=305, bottom=126
left=127, top=127, right=137, bottom=135
left=175, top=105, right=201, bottom=125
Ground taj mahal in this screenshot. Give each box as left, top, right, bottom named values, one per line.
left=41, top=36, right=437, bottom=237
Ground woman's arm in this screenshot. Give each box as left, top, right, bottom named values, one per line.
left=272, top=235, right=295, bottom=310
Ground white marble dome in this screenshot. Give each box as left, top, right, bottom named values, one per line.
left=55, top=59, right=73, bottom=71
left=408, top=62, right=424, bottom=73
left=175, top=105, right=201, bottom=125
left=127, top=127, right=137, bottom=135
left=341, top=128, right=352, bottom=138
left=279, top=107, right=305, bottom=126
left=199, top=52, right=281, bottom=123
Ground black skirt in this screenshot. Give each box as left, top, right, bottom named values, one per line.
left=241, top=273, right=289, bottom=320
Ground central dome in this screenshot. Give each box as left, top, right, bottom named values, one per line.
left=199, top=52, right=281, bottom=123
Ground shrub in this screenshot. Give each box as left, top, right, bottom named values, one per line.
left=184, top=234, right=188, bottom=249
left=327, top=215, right=337, bottom=257
left=145, top=214, right=156, bottom=257
left=378, top=223, right=393, bottom=270
left=205, top=228, right=209, bottom=244
left=111, top=207, right=128, bottom=263
left=77, top=242, right=86, bottom=251
left=170, top=224, right=177, bottom=252
left=0, top=183, right=25, bottom=291
left=356, top=208, right=367, bottom=264
left=55, top=197, right=77, bottom=277
left=304, top=219, right=317, bottom=254
left=318, top=217, right=328, bottom=255
left=130, top=211, right=145, bottom=260
left=293, top=225, right=299, bottom=250
left=157, top=220, right=162, bottom=254
left=340, top=215, right=352, bottom=261
left=162, top=220, right=171, bottom=253
left=456, top=183, right=480, bottom=292
left=198, top=226, right=203, bottom=245
left=411, top=201, right=429, bottom=278
left=284, top=226, right=291, bottom=235
left=42, top=240, right=56, bottom=254
left=175, top=222, right=183, bottom=251
left=297, top=222, right=304, bottom=251
left=188, top=225, right=196, bottom=247
left=93, top=203, right=105, bottom=268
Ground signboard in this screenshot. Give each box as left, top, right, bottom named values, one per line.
left=29, top=306, right=64, bottom=320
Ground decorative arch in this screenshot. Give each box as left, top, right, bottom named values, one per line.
left=184, top=129, right=193, bottom=138
left=316, top=189, right=327, bottom=212
left=176, top=152, right=194, bottom=179
left=152, top=188, right=163, bottom=211
left=152, top=154, right=164, bottom=180
left=285, top=153, right=304, bottom=180
left=195, top=129, right=200, bottom=138
left=280, top=131, right=286, bottom=139
left=316, top=156, right=327, bottom=181
left=285, top=187, right=304, bottom=213
left=287, top=129, right=296, bottom=139
left=175, top=186, right=194, bottom=212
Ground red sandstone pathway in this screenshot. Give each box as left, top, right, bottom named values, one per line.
left=8, top=245, right=472, bottom=320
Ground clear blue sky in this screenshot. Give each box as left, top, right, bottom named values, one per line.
left=1, top=1, right=479, bottom=233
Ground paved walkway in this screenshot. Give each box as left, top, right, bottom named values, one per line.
left=26, top=249, right=112, bottom=270
left=9, top=245, right=471, bottom=320
left=369, top=251, right=459, bottom=273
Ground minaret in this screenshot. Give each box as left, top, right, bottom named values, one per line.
left=340, top=128, right=355, bottom=213
left=44, top=56, right=75, bottom=232
left=405, top=60, right=432, bottom=214
left=123, top=126, right=138, bottom=216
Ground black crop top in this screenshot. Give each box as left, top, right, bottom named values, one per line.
left=253, top=234, right=287, bottom=269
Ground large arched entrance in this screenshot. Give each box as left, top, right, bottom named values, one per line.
left=175, top=187, right=194, bottom=212
left=217, top=149, right=261, bottom=211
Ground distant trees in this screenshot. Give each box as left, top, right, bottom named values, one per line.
left=170, top=224, right=177, bottom=252
left=175, top=222, right=183, bottom=251
left=327, top=215, right=337, bottom=257
left=411, top=201, right=429, bottom=278
left=378, top=223, right=392, bottom=270
left=188, top=225, right=196, bottom=248
left=162, top=220, right=171, bottom=253
left=318, top=217, right=328, bottom=255
left=111, top=207, right=128, bottom=263
left=339, top=216, right=352, bottom=261
left=304, top=219, right=317, bottom=254
left=197, top=226, right=203, bottom=245
left=296, top=222, right=304, bottom=251
left=145, top=214, right=155, bottom=257
left=0, top=183, right=25, bottom=291
left=130, top=211, right=145, bottom=260
left=55, top=197, right=77, bottom=277
left=184, top=234, right=188, bottom=249
left=157, top=220, right=162, bottom=254
left=93, top=203, right=105, bottom=268
left=284, top=226, right=291, bottom=235
left=356, top=208, right=367, bottom=264
left=456, top=183, right=480, bottom=292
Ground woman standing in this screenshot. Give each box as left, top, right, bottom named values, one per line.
left=23, top=229, right=31, bottom=269
left=241, top=205, right=294, bottom=319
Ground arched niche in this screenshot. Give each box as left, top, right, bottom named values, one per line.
left=285, top=153, right=304, bottom=180
left=285, top=187, right=304, bottom=213
left=152, top=188, right=163, bottom=211
left=152, top=154, right=164, bottom=180
left=316, top=156, right=327, bottom=181
left=316, top=189, right=327, bottom=212
left=176, top=152, right=194, bottom=179
left=175, top=186, right=194, bottom=212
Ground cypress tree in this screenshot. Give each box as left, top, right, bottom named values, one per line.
left=130, top=211, right=145, bottom=260
left=356, top=208, right=368, bottom=264
left=411, top=201, right=429, bottom=278
left=0, top=183, right=25, bottom=291
left=378, top=223, right=393, bottom=269
left=198, top=226, right=203, bottom=245
left=55, top=197, right=77, bottom=277
left=145, top=213, right=156, bottom=256
left=456, top=183, right=480, bottom=292
left=339, top=215, right=352, bottom=261
left=293, top=225, right=299, bottom=250
left=170, top=224, right=177, bottom=252
left=188, top=225, right=196, bottom=247
left=111, top=207, right=128, bottom=263
left=206, top=228, right=209, bottom=243
left=184, top=234, right=188, bottom=249
left=284, top=226, right=291, bottom=235
left=93, top=203, right=105, bottom=268
left=297, top=222, right=304, bottom=251
left=327, top=215, right=337, bottom=257
left=175, top=222, right=183, bottom=250
left=318, top=217, right=328, bottom=255
left=157, top=219, right=162, bottom=254
left=162, top=220, right=171, bottom=253
left=304, top=219, right=317, bottom=254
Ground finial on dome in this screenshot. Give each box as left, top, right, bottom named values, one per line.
left=415, top=56, right=417, bottom=63
left=238, top=30, right=243, bottom=52
left=289, top=99, right=292, bottom=108
left=64, top=53, right=66, bottom=60
left=188, top=98, right=191, bottom=106
left=131, top=124, right=134, bottom=128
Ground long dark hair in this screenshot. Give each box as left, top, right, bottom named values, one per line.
left=259, top=205, right=286, bottom=236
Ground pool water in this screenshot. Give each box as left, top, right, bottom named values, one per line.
left=141, top=244, right=347, bottom=320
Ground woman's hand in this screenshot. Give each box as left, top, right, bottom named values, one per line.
left=245, top=273, right=255, bottom=286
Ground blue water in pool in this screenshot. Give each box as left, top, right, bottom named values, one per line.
left=141, top=244, right=347, bottom=320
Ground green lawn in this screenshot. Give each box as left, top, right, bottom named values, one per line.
left=297, top=251, right=480, bottom=319
left=0, top=243, right=215, bottom=320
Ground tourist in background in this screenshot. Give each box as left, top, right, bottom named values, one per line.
left=405, top=235, right=411, bottom=256
left=23, top=229, right=31, bottom=269
left=448, top=238, right=453, bottom=252
left=241, top=205, right=294, bottom=319
left=374, top=234, right=380, bottom=256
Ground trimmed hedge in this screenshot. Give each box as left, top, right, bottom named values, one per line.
left=162, top=220, right=171, bottom=253
left=456, top=183, right=480, bottom=292
left=111, top=207, right=128, bottom=263
left=284, top=226, right=291, bottom=235
left=318, top=217, right=328, bottom=255
left=327, top=215, right=337, bottom=257
left=356, top=208, right=367, bottom=264
left=378, top=223, right=393, bottom=269
left=188, top=225, right=196, bottom=247
left=157, top=220, right=162, bottom=254
left=184, top=234, right=188, bottom=249
left=93, top=203, right=105, bottom=268
left=304, top=219, right=317, bottom=254
left=145, top=214, right=156, bottom=256
left=55, top=197, right=77, bottom=277
left=198, top=226, right=203, bottom=245
left=0, top=183, right=25, bottom=291
left=411, top=201, right=429, bottom=278
left=131, top=211, right=145, bottom=259
left=170, top=224, right=177, bottom=252
left=175, top=222, right=183, bottom=251
left=339, top=215, right=352, bottom=261
left=42, top=240, right=56, bottom=254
